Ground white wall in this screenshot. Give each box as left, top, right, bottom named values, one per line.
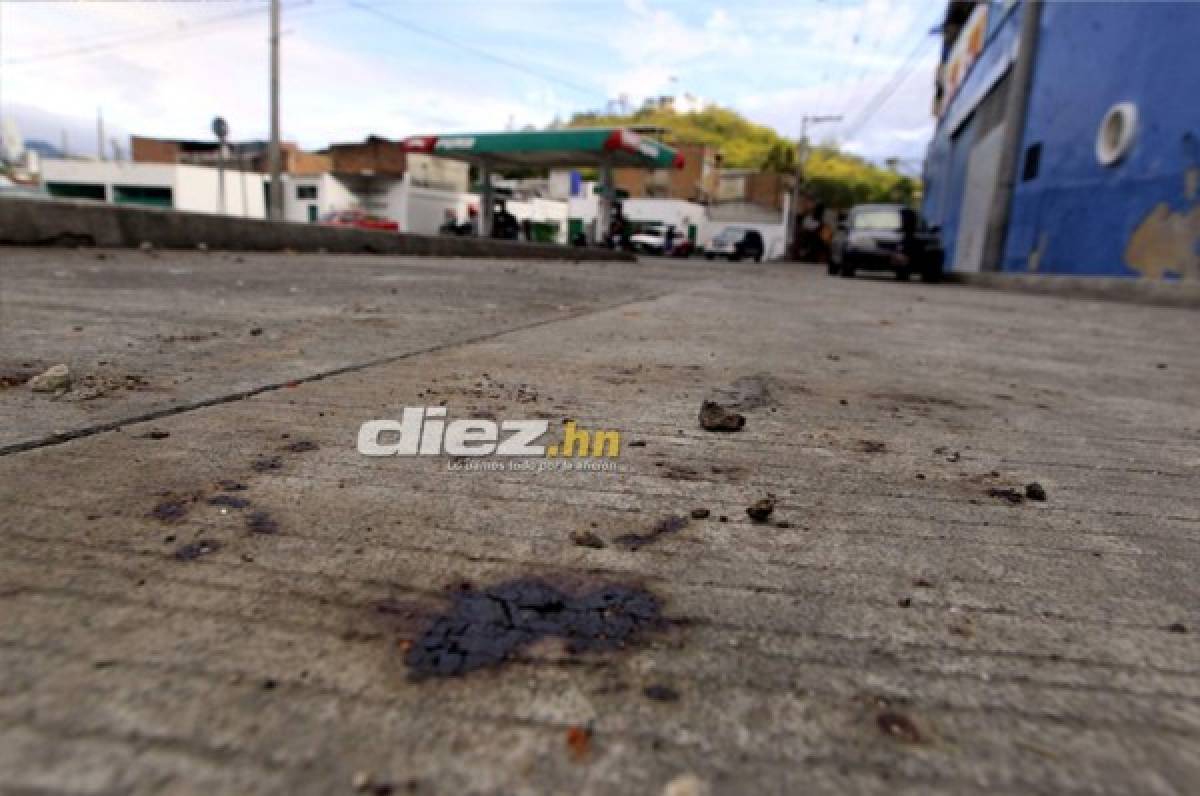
left=404, top=183, right=476, bottom=235
left=39, top=159, right=266, bottom=218
left=623, top=198, right=706, bottom=239
left=283, top=174, right=357, bottom=223
left=505, top=197, right=569, bottom=243
left=174, top=163, right=266, bottom=217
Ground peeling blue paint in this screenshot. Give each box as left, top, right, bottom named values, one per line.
left=923, top=1, right=1200, bottom=279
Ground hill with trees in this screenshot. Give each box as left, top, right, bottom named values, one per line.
left=567, top=105, right=918, bottom=207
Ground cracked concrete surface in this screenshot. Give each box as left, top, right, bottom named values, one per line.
left=1, top=249, right=1198, bottom=795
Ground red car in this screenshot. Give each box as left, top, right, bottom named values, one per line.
left=320, top=210, right=399, bottom=232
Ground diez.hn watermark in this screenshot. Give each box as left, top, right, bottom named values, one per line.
left=358, top=407, right=620, bottom=471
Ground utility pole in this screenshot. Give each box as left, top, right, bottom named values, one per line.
left=96, top=108, right=105, bottom=161
left=267, top=0, right=283, bottom=220
left=212, top=117, right=229, bottom=215
left=788, top=114, right=842, bottom=259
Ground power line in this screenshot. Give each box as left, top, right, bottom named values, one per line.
left=348, top=1, right=602, bottom=102
left=2, top=0, right=319, bottom=67
left=841, top=33, right=935, bottom=143
left=836, top=4, right=942, bottom=139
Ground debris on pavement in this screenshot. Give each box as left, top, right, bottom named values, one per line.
left=615, top=514, right=689, bottom=550
left=251, top=455, right=283, bottom=472
left=876, top=710, right=925, bottom=744
left=28, top=364, right=71, bottom=393
left=857, top=439, right=887, bottom=454
left=565, top=725, right=592, bottom=762
left=208, top=495, right=251, bottom=509
left=1167, top=622, right=1188, bottom=634
left=174, top=539, right=220, bottom=561
left=148, top=497, right=190, bottom=523
left=404, top=578, right=663, bottom=678
left=136, top=430, right=171, bottom=440
left=246, top=511, right=279, bottom=534
left=698, top=400, right=745, bottom=432
left=1025, top=482, right=1048, bottom=501
left=690, top=508, right=711, bottom=519
left=988, top=487, right=1025, bottom=505
left=570, top=529, right=607, bottom=549
left=284, top=439, right=319, bottom=453
left=643, top=684, right=681, bottom=702
left=746, top=496, right=776, bottom=523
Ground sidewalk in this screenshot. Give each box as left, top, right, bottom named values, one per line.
left=1, top=251, right=1197, bottom=794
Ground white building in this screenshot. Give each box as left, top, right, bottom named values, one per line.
left=35, top=156, right=572, bottom=242
left=40, top=159, right=267, bottom=217
left=283, top=173, right=359, bottom=224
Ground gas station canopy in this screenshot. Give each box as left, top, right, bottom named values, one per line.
left=400, top=128, right=684, bottom=171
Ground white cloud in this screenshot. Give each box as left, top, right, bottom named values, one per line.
left=0, top=1, right=566, bottom=149
left=605, top=0, right=752, bottom=104
left=0, top=0, right=945, bottom=161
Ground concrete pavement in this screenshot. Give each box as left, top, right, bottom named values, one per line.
left=1, top=249, right=1198, bottom=795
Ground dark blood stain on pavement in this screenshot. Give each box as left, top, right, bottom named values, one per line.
left=405, top=578, right=664, bottom=679
left=148, top=497, right=190, bottom=523
left=643, top=684, right=681, bottom=702
left=208, top=494, right=251, bottom=509
left=174, top=539, right=221, bottom=561
left=251, top=455, right=283, bottom=472
left=246, top=511, right=280, bottom=534
left=614, top=515, right=689, bottom=550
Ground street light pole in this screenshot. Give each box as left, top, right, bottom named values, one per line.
left=267, top=0, right=283, bottom=221
left=788, top=114, right=842, bottom=259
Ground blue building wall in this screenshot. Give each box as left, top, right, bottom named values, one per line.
left=923, top=1, right=1200, bottom=279
left=922, top=1, right=1022, bottom=270
left=1002, top=1, right=1200, bottom=278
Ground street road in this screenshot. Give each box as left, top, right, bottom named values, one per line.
left=1, top=248, right=1198, bottom=794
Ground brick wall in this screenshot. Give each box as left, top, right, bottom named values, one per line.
left=328, top=137, right=408, bottom=177
left=131, top=137, right=182, bottom=164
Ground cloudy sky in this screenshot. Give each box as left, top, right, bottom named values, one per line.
left=0, top=0, right=943, bottom=166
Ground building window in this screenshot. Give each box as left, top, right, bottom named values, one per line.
left=113, top=185, right=173, bottom=208
left=45, top=182, right=106, bottom=201
left=296, top=184, right=318, bottom=200
left=1022, top=143, right=1042, bottom=182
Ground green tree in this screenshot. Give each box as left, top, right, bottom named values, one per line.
left=565, top=105, right=920, bottom=208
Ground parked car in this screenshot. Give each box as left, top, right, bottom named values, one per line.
left=630, top=222, right=669, bottom=255
left=706, top=226, right=765, bottom=262
left=320, top=210, right=400, bottom=232
left=830, top=204, right=944, bottom=282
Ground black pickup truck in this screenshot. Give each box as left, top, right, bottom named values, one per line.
left=829, top=204, right=944, bottom=282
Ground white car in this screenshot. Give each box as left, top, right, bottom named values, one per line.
left=630, top=223, right=669, bottom=255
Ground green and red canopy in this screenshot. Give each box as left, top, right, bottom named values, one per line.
left=401, top=128, right=683, bottom=170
